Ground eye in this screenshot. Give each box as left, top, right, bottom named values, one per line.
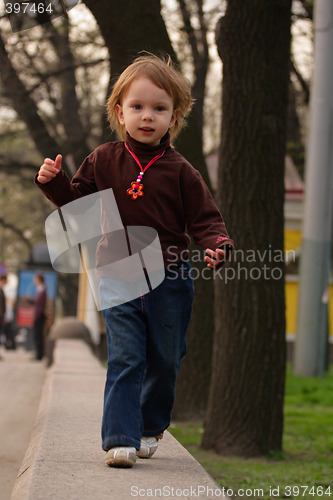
left=155, top=106, right=165, bottom=112
left=132, top=104, right=142, bottom=110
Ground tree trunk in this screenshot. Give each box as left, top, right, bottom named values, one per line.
left=177, top=0, right=209, bottom=137
left=202, top=0, right=291, bottom=456
left=287, top=77, right=305, bottom=179
left=84, top=0, right=214, bottom=419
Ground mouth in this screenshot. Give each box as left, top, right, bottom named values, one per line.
left=139, top=127, right=155, bottom=133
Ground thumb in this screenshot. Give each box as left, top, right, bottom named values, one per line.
left=54, top=154, right=62, bottom=170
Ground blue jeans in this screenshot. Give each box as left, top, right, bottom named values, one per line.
left=101, top=260, right=194, bottom=451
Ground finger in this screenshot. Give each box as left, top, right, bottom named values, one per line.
left=205, top=248, right=215, bottom=258
left=215, top=248, right=226, bottom=259
left=43, top=155, right=62, bottom=172
left=37, top=173, right=52, bottom=184
left=40, top=164, right=58, bottom=177
left=54, top=154, right=62, bottom=170
left=205, top=249, right=226, bottom=268
left=204, top=255, right=217, bottom=268
left=44, top=158, right=54, bottom=165
left=206, top=248, right=224, bottom=261
left=205, top=249, right=217, bottom=268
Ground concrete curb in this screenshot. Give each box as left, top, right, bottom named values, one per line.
left=0, top=348, right=46, bottom=500
left=11, top=339, right=227, bottom=500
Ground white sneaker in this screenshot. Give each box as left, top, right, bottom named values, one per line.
left=137, top=437, right=159, bottom=458
left=105, top=446, right=137, bottom=467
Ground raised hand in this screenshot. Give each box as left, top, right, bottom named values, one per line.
left=37, top=154, right=62, bottom=184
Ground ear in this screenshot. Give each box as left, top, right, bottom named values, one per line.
left=116, top=104, right=125, bottom=125
left=169, top=109, right=180, bottom=128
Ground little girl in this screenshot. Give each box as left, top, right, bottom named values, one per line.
left=36, top=54, right=233, bottom=468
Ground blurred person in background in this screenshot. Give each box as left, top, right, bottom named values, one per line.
left=0, top=275, right=7, bottom=360
left=32, top=274, right=47, bottom=361
left=4, top=289, right=16, bottom=350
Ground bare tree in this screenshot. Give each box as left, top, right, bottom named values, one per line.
left=202, top=0, right=292, bottom=456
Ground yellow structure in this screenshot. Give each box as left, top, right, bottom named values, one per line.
left=285, top=222, right=333, bottom=341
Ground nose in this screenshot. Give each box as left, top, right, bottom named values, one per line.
left=142, top=108, right=153, bottom=121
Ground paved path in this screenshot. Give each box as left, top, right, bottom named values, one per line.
left=0, top=348, right=46, bottom=500
left=11, top=339, right=228, bottom=500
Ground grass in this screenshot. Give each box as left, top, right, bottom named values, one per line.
left=169, top=365, right=333, bottom=499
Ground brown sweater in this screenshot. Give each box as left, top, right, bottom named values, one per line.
left=35, top=133, right=233, bottom=265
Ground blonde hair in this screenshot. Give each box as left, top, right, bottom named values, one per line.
left=106, top=53, right=194, bottom=142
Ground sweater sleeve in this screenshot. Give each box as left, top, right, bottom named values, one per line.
left=34, top=151, right=98, bottom=208
left=180, top=161, right=234, bottom=254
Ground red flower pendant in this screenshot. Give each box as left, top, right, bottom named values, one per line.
left=127, top=181, right=144, bottom=200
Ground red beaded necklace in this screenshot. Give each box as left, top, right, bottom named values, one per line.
left=125, top=143, right=166, bottom=200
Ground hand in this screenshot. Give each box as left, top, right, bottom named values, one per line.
left=37, top=154, right=62, bottom=184
left=205, top=248, right=226, bottom=268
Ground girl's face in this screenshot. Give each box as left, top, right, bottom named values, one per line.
left=116, top=77, right=179, bottom=146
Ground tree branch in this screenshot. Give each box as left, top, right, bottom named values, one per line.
left=0, top=31, right=61, bottom=161
left=177, top=0, right=209, bottom=134
left=0, top=154, right=38, bottom=173
left=27, top=58, right=108, bottom=95
left=178, top=0, right=200, bottom=61
left=291, top=56, right=310, bottom=104
left=0, top=216, right=33, bottom=254
left=196, top=0, right=209, bottom=62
